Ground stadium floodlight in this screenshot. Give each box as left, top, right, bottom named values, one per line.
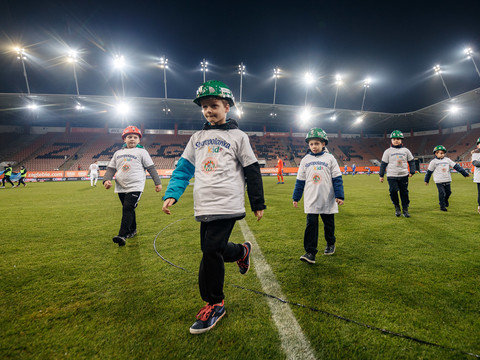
left=464, top=47, right=480, bottom=79
left=360, top=78, right=371, bottom=112
left=304, top=72, right=315, bottom=106
left=330, top=114, right=337, bottom=121
left=67, top=51, right=80, bottom=96
left=236, top=106, right=243, bottom=119
left=433, top=64, right=451, bottom=99
left=355, top=115, right=364, bottom=124
left=115, top=101, right=131, bottom=116
left=113, top=55, right=126, bottom=97
left=238, top=62, right=246, bottom=103
left=27, top=103, right=38, bottom=110
left=159, top=56, right=169, bottom=99
left=200, top=59, right=208, bottom=82
left=15, top=47, right=31, bottom=94
left=449, top=105, right=460, bottom=114
left=333, top=74, right=342, bottom=110
left=299, top=106, right=312, bottom=123
left=273, top=67, right=281, bottom=105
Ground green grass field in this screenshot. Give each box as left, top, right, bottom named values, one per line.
left=1, top=174, right=479, bottom=359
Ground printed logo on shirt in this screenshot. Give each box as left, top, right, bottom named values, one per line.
left=207, top=145, right=224, bottom=153
left=396, top=158, right=405, bottom=167
left=122, top=163, right=131, bottom=172
left=201, top=157, right=218, bottom=174
left=312, top=172, right=322, bottom=184
left=441, top=167, right=447, bottom=172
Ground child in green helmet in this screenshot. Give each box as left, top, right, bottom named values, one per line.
left=424, top=145, right=469, bottom=211
left=162, top=80, right=266, bottom=334
left=471, top=137, right=480, bottom=214
left=379, top=130, right=416, bottom=217
left=292, top=128, right=344, bottom=264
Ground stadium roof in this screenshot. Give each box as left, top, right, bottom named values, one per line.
left=1, top=87, right=479, bottom=134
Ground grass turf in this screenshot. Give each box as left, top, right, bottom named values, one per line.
left=0, top=174, right=479, bottom=359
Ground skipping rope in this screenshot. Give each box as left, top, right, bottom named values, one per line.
left=153, top=218, right=480, bottom=359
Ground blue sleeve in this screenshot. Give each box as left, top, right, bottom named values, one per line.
left=453, top=164, right=469, bottom=177
left=424, top=170, right=433, bottom=183
left=379, top=161, right=388, bottom=177
left=292, top=179, right=306, bottom=202
left=162, top=157, right=195, bottom=202
left=332, top=175, right=344, bottom=200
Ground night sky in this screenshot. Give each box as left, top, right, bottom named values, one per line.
left=1, top=0, right=480, bottom=113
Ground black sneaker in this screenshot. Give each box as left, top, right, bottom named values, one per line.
left=402, top=208, right=411, bottom=218
left=395, top=205, right=401, bottom=217
left=112, top=236, right=126, bottom=246
left=126, top=230, right=137, bottom=239
left=300, top=253, right=315, bottom=264
left=324, top=244, right=336, bottom=255
left=237, top=242, right=252, bottom=275
left=440, top=207, right=448, bottom=212
left=189, top=301, right=225, bottom=334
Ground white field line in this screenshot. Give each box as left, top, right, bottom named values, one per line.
left=238, top=219, right=317, bottom=360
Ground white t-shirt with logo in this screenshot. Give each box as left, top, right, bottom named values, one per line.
left=296, top=153, right=342, bottom=214
left=472, top=152, right=480, bottom=183
left=181, top=128, right=257, bottom=217
left=107, top=147, right=154, bottom=193
left=89, top=163, right=99, bottom=176
left=427, top=157, right=456, bottom=183
left=381, top=147, right=414, bottom=177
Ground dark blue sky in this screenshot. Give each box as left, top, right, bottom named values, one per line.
left=1, top=0, right=480, bottom=113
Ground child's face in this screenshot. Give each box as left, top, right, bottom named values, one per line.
left=200, top=97, right=229, bottom=125
left=124, top=134, right=140, bottom=148
left=391, top=138, right=402, bottom=146
left=435, top=150, right=446, bottom=159
left=308, top=139, right=325, bottom=153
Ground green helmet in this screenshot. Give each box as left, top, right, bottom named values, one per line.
left=390, top=130, right=404, bottom=139
left=433, top=145, right=447, bottom=153
left=193, top=80, right=235, bottom=107
left=305, top=128, right=328, bottom=145
left=477, top=137, right=480, bottom=145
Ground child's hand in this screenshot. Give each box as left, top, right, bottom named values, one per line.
left=293, top=201, right=298, bottom=208
left=425, top=182, right=429, bottom=186
left=254, top=210, right=264, bottom=221
left=104, top=180, right=112, bottom=189
left=162, top=198, right=175, bottom=215
left=336, top=198, right=344, bottom=206
left=379, top=177, right=384, bottom=183
left=155, top=184, right=162, bottom=192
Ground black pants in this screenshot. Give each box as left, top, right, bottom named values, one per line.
left=117, top=192, right=141, bottom=237
left=199, top=219, right=245, bottom=305
left=18, top=177, right=26, bottom=186
left=477, top=183, right=480, bottom=206
left=304, top=213, right=335, bottom=255
left=436, top=182, right=451, bottom=208
left=2, top=175, right=14, bottom=187
left=387, top=176, right=410, bottom=209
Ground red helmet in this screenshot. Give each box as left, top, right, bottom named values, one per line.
left=122, top=125, right=142, bottom=139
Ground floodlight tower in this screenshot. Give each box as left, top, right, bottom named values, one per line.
left=113, top=55, right=126, bottom=97
left=273, top=67, right=281, bottom=105
left=360, top=78, right=371, bottom=112
left=238, top=62, right=246, bottom=103
left=159, top=56, right=169, bottom=98
left=304, top=72, right=314, bottom=106
left=333, top=74, right=342, bottom=110
left=67, top=51, right=80, bottom=96
left=433, top=65, right=451, bottom=99
left=200, top=59, right=208, bottom=83
left=15, top=47, right=31, bottom=94
left=464, top=47, right=480, bottom=79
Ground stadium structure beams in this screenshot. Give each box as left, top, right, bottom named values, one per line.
left=0, top=88, right=479, bottom=134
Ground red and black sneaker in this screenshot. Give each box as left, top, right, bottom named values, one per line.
left=237, top=241, right=252, bottom=275
left=189, top=300, right=225, bottom=334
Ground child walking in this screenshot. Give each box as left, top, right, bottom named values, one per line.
left=471, top=137, right=480, bottom=214
left=379, top=130, right=416, bottom=217
left=162, top=80, right=266, bottom=334
left=103, top=125, right=162, bottom=246
left=424, top=145, right=469, bottom=211
left=292, top=128, right=344, bottom=264
left=276, top=155, right=284, bottom=184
